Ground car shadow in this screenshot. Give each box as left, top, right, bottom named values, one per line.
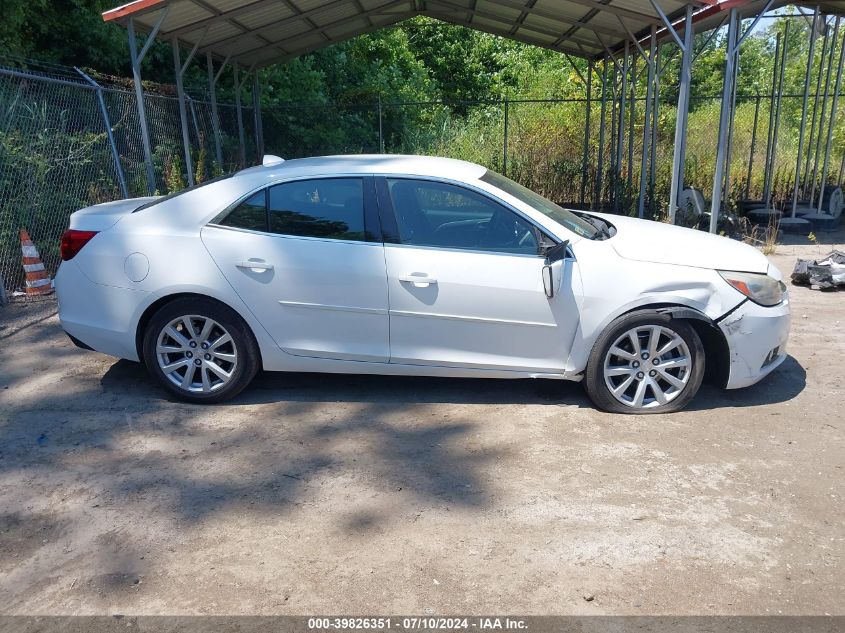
left=686, top=355, right=806, bottom=411
left=101, top=354, right=807, bottom=410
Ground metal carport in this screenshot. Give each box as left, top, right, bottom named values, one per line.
left=102, top=0, right=845, bottom=231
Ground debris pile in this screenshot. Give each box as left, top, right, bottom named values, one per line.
left=791, top=250, right=845, bottom=290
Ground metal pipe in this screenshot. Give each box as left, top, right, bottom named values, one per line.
left=668, top=4, right=694, bottom=223
left=804, top=19, right=829, bottom=189
left=762, top=32, right=782, bottom=207
left=638, top=27, right=657, bottom=219
left=817, top=25, right=845, bottom=213
left=234, top=63, right=246, bottom=168
left=252, top=72, right=264, bottom=159
left=650, top=43, right=661, bottom=202
left=614, top=41, right=629, bottom=212
left=581, top=59, right=593, bottom=206
left=710, top=8, right=739, bottom=233
left=627, top=54, right=636, bottom=189
left=766, top=20, right=789, bottom=209
left=595, top=59, right=609, bottom=209
left=811, top=17, right=839, bottom=207
left=792, top=7, right=820, bottom=216
left=503, top=95, right=509, bottom=176
left=127, top=17, right=156, bottom=195
left=172, top=38, right=195, bottom=187
left=745, top=94, right=761, bottom=200
left=207, top=52, right=223, bottom=168
left=609, top=63, right=618, bottom=197
left=378, top=95, right=384, bottom=153
left=722, top=42, right=740, bottom=208
left=75, top=67, right=129, bottom=198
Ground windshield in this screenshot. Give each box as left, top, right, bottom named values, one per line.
left=133, top=172, right=235, bottom=212
left=480, top=170, right=599, bottom=239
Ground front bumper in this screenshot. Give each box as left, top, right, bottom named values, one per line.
left=719, top=296, right=790, bottom=389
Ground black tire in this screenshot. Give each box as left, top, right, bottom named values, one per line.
left=583, top=310, right=705, bottom=414
left=142, top=297, right=260, bottom=404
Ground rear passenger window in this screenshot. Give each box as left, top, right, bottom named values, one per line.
left=268, top=178, right=366, bottom=241
left=219, top=191, right=267, bottom=232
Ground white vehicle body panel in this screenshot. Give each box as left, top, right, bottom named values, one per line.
left=201, top=225, right=390, bottom=362
left=383, top=244, right=581, bottom=372
left=55, top=154, right=790, bottom=394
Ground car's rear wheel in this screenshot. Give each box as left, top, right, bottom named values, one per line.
left=142, top=297, right=260, bottom=403
left=584, top=310, right=705, bottom=414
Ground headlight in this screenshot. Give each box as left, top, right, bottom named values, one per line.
left=718, top=271, right=786, bottom=306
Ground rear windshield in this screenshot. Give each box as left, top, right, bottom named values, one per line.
left=133, top=173, right=235, bottom=212
left=480, top=170, right=599, bottom=239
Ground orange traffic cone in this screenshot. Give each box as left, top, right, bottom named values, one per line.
left=20, top=228, right=53, bottom=296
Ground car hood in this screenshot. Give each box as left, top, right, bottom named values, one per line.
left=588, top=213, right=769, bottom=274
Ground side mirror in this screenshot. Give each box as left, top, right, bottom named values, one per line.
left=541, top=240, right=569, bottom=298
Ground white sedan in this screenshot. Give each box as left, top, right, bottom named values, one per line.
left=56, top=155, right=790, bottom=413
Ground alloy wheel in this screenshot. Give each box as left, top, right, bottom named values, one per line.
left=602, top=324, right=692, bottom=410
left=155, top=315, right=238, bottom=393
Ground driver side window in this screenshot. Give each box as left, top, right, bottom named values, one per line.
left=385, top=178, right=539, bottom=255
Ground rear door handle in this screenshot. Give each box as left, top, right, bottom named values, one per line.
left=399, top=273, right=437, bottom=286
left=236, top=260, right=274, bottom=272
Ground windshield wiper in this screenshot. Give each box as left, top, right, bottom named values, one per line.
left=575, top=212, right=611, bottom=240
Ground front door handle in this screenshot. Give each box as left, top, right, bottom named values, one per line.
left=236, top=260, right=274, bottom=272
left=399, top=273, right=437, bottom=286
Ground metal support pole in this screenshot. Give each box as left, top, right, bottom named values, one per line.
left=378, top=95, right=384, bottom=153
left=817, top=25, right=845, bottom=213
left=580, top=60, right=593, bottom=206
left=668, top=4, right=694, bottom=222
left=811, top=18, right=839, bottom=207
left=252, top=72, right=264, bottom=159
left=745, top=94, right=761, bottom=199
left=595, top=60, right=609, bottom=209
left=627, top=55, right=636, bottom=189
left=172, top=38, right=194, bottom=187
left=709, top=8, right=739, bottom=233
left=609, top=64, right=618, bottom=195
left=767, top=20, right=789, bottom=208
left=638, top=27, right=657, bottom=219
left=762, top=32, right=782, bottom=207
left=234, top=63, right=246, bottom=168
left=127, top=17, right=156, bottom=195
left=503, top=95, right=509, bottom=176
left=804, top=21, right=829, bottom=189
left=207, top=52, right=223, bottom=168
left=614, top=41, right=629, bottom=212
left=723, top=41, right=740, bottom=206
left=650, top=43, right=661, bottom=200
left=792, top=7, right=820, bottom=216
left=75, top=67, right=129, bottom=198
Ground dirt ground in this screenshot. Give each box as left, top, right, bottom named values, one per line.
left=0, top=237, right=843, bottom=616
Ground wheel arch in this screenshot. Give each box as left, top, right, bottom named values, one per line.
left=624, top=303, right=730, bottom=388
left=135, top=292, right=264, bottom=368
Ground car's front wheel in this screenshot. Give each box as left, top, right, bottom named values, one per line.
left=142, top=297, right=260, bottom=403
left=584, top=310, right=705, bottom=414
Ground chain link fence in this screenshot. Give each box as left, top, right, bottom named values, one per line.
left=2, top=58, right=844, bottom=296
left=0, top=62, right=256, bottom=293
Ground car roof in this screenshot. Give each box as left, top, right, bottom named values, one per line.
left=235, top=154, right=488, bottom=183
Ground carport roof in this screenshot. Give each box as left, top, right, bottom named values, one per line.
left=102, top=0, right=713, bottom=67
left=103, top=0, right=845, bottom=68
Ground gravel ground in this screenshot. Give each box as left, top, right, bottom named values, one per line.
left=0, top=240, right=842, bottom=615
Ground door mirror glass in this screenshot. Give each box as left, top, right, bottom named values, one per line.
left=542, top=264, right=554, bottom=298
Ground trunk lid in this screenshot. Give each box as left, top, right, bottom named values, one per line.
left=69, top=197, right=160, bottom=231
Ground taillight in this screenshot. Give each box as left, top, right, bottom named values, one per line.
left=60, top=229, right=98, bottom=261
